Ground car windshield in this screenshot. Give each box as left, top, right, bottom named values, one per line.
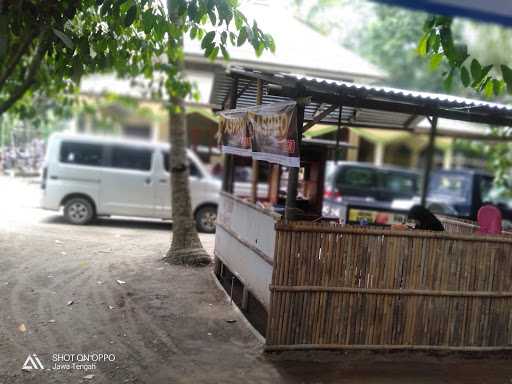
left=429, top=173, right=470, bottom=199
left=335, top=167, right=376, bottom=189
left=379, top=172, right=418, bottom=194
left=480, top=176, right=494, bottom=202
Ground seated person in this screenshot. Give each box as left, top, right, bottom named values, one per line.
left=476, top=205, right=502, bottom=235
left=407, top=205, right=444, bottom=231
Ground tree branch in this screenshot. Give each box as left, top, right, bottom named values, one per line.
left=0, top=31, right=37, bottom=92
left=0, top=29, right=51, bottom=116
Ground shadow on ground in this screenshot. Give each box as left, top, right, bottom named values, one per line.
left=42, top=215, right=173, bottom=231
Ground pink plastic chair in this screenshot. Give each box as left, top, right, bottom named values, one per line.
left=477, top=205, right=502, bottom=235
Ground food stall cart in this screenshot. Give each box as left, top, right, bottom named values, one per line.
left=214, top=67, right=512, bottom=351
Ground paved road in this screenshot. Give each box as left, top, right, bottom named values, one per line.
left=0, top=176, right=511, bottom=384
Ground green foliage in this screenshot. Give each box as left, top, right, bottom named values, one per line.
left=356, top=6, right=454, bottom=92
left=418, top=15, right=512, bottom=187
left=293, top=1, right=461, bottom=92
left=0, top=0, right=275, bottom=119
left=419, top=16, right=512, bottom=97
left=292, top=0, right=512, bottom=185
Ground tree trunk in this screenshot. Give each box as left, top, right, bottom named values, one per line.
left=163, top=75, right=210, bottom=266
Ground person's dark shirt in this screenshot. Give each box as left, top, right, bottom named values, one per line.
left=408, top=205, right=444, bottom=231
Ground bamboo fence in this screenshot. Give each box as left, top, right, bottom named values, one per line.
left=437, top=215, right=512, bottom=237
left=437, top=215, right=479, bottom=234
left=266, top=221, right=512, bottom=352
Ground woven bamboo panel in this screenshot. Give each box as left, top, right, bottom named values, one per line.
left=437, top=214, right=512, bottom=237
left=266, top=221, right=512, bottom=351
left=437, top=215, right=479, bottom=234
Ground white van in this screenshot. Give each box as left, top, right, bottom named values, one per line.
left=40, top=133, right=221, bottom=233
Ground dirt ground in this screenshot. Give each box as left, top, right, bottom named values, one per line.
left=1, top=175, right=512, bottom=384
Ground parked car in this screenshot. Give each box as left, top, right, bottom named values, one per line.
left=393, top=169, right=512, bottom=222
left=425, top=169, right=491, bottom=219
left=40, top=133, right=221, bottom=232
left=323, top=161, right=420, bottom=218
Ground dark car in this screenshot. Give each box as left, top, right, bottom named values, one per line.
left=427, top=169, right=512, bottom=221
left=323, top=162, right=420, bottom=213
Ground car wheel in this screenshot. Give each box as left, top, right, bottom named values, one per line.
left=195, top=205, right=217, bottom=233
left=63, top=197, right=95, bottom=225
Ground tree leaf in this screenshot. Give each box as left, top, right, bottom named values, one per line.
left=481, top=65, right=493, bottom=79
left=417, top=33, right=429, bottom=57
left=493, top=79, right=504, bottom=96
left=208, top=10, right=216, bottom=26
left=190, top=26, right=198, bottom=40
left=266, top=34, right=275, bottom=54
left=237, top=27, right=247, bottom=47
left=424, top=15, right=436, bottom=32
left=229, top=32, right=236, bottom=45
left=470, top=59, right=482, bottom=82
left=201, top=31, right=215, bottom=50
left=443, top=69, right=454, bottom=91
left=188, top=1, right=199, bottom=22
left=429, top=53, right=443, bottom=71
left=234, top=10, right=245, bottom=30
left=501, top=65, right=512, bottom=84
left=460, top=66, right=470, bottom=87
left=220, top=45, right=229, bottom=60
left=255, top=40, right=265, bottom=57
left=473, top=65, right=494, bottom=88
left=207, top=46, right=219, bottom=61
left=124, top=5, right=137, bottom=27
left=479, top=76, right=491, bottom=92
left=52, top=28, right=74, bottom=49
left=439, top=27, right=456, bottom=65
left=100, top=0, right=112, bottom=16
left=484, top=79, right=494, bottom=98
left=217, top=2, right=233, bottom=26
left=428, top=33, right=440, bottom=53
left=453, top=44, right=468, bottom=66
left=142, top=11, right=155, bottom=33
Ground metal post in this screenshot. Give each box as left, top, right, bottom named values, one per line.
left=241, top=286, right=249, bottom=311
left=335, top=105, right=342, bottom=163
left=285, top=102, right=305, bottom=221
left=222, top=77, right=238, bottom=193
left=421, top=115, right=438, bottom=207
left=250, top=79, right=263, bottom=203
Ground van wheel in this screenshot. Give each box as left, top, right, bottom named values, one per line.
left=195, top=205, right=217, bottom=233
left=64, top=197, right=95, bottom=225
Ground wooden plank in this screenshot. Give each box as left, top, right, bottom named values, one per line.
left=264, top=344, right=512, bottom=352
left=302, top=104, right=338, bottom=131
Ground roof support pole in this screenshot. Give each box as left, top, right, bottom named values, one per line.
left=421, top=115, right=438, bottom=207
left=222, top=76, right=238, bottom=193
left=250, top=79, right=263, bottom=203
left=285, top=101, right=305, bottom=221
left=335, top=105, right=342, bottom=163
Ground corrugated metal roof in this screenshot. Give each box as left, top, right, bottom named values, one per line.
left=215, top=67, right=512, bottom=131
left=289, top=73, right=512, bottom=112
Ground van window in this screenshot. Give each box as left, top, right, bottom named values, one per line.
left=60, top=141, right=103, bottom=166
left=429, top=173, right=470, bottom=199
left=163, top=152, right=201, bottom=177
left=337, top=167, right=376, bottom=189
left=380, top=172, right=418, bottom=194
left=110, top=145, right=152, bottom=171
